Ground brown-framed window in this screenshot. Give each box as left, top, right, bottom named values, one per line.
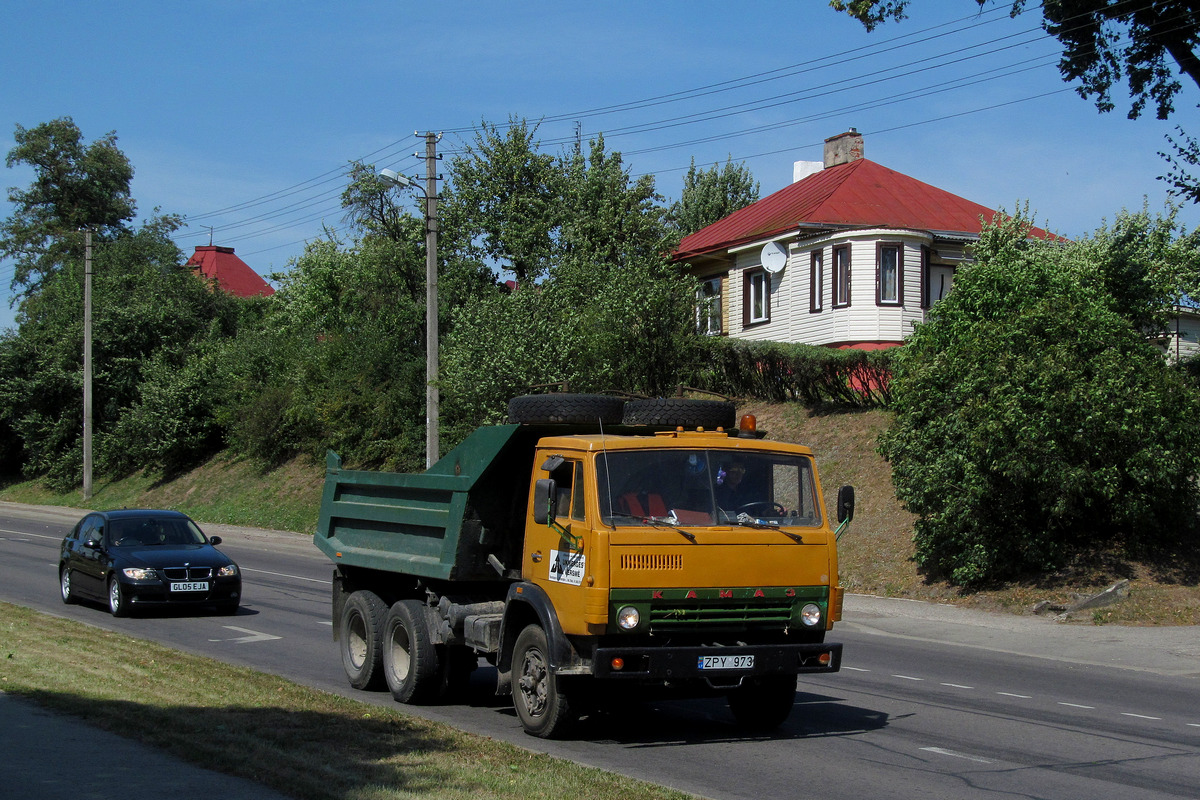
left=743, top=269, right=770, bottom=326
left=832, top=245, right=851, bottom=308
left=810, top=250, right=824, bottom=313
left=876, top=242, right=903, bottom=306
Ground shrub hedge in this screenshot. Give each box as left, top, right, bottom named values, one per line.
left=689, top=337, right=894, bottom=407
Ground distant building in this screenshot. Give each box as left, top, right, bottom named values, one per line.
left=187, top=245, right=275, bottom=298
left=672, top=130, right=1055, bottom=350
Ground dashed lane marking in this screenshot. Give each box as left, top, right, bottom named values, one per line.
left=921, top=747, right=995, bottom=764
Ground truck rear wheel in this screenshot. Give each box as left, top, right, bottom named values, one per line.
left=382, top=599, right=442, bottom=704
left=727, top=675, right=797, bottom=730
left=512, top=624, right=577, bottom=738
left=340, top=590, right=387, bottom=690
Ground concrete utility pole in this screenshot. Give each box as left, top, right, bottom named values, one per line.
left=422, top=132, right=441, bottom=470
left=379, top=134, right=442, bottom=469
left=82, top=228, right=93, bottom=501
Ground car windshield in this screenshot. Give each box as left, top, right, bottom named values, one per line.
left=109, top=517, right=207, bottom=547
left=596, top=448, right=823, bottom=527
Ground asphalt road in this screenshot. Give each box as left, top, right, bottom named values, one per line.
left=3, top=502, right=1199, bottom=800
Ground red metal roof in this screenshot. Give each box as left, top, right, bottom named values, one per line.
left=187, top=246, right=275, bottom=298
left=674, top=158, right=1054, bottom=261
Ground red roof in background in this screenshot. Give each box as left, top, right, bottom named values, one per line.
left=674, top=158, right=1055, bottom=261
left=187, top=246, right=275, bottom=298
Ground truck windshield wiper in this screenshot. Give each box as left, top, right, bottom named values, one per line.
left=610, top=513, right=697, bottom=543
left=727, top=513, right=803, bottom=542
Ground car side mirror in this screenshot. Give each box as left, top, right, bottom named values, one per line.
left=208, top=536, right=222, bottom=546
left=83, top=538, right=101, bottom=549
left=836, top=485, right=856, bottom=524
left=533, top=479, right=556, bottom=526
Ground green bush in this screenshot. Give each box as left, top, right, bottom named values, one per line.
left=879, top=212, right=1200, bottom=585
left=690, top=337, right=893, bottom=407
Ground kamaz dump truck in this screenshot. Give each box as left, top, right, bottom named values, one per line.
left=314, top=394, right=854, bottom=738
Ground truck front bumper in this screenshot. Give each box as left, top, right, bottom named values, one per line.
left=590, top=641, right=842, bottom=681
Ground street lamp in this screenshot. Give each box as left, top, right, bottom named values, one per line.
left=379, top=136, right=440, bottom=469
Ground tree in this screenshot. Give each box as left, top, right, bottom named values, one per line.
left=830, top=1, right=1200, bottom=121
left=667, top=157, right=760, bottom=238
left=878, top=211, right=1200, bottom=586
left=1161, top=126, right=1200, bottom=204
left=441, top=130, right=699, bottom=428
left=447, top=118, right=563, bottom=286
left=0, top=214, right=242, bottom=487
left=1, top=117, right=136, bottom=296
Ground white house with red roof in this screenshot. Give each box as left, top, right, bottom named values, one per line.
left=187, top=245, right=275, bottom=298
left=672, top=130, right=1054, bottom=350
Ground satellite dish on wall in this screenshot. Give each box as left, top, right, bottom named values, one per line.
left=760, top=241, right=787, bottom=274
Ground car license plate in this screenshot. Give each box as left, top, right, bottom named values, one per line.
left=170, top=581, right=208, bottom=593
left=698, top=654, right=754, bottom=670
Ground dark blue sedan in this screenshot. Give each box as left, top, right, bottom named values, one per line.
left=59, top=509, right=241, bottom=616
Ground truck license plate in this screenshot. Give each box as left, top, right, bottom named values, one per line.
left=170, top=581, right=208, bottom=593
left=698, top=654, right=754, bottom=671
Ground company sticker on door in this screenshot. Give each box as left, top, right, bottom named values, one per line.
left=548, top=549, right=585, bottom=586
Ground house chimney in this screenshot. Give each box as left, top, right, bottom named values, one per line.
left=824, top=129, right=864, bottom=168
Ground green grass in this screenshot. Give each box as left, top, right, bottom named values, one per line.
left=0, top=602, right=695, bottom=800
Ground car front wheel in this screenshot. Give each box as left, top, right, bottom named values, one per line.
left=108, top=576, right=129, bottom=617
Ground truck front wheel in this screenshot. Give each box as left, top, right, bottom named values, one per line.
left=382, top=599, right=442, bottom=704
left=512, top=624, right=577, bottom=738
left=727, top=675, right=797, bottom=730
left=340, top=590, right=387, bottom=690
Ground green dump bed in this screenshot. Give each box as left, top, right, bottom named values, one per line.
left=314, top=424, right=548, bottom=582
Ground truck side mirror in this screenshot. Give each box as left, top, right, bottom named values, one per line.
left=533, top=479, right=556, bottom=525
left=836, top=485, right=856, bottom=524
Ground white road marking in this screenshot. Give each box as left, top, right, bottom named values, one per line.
left=921, top=747, right=994, bottom=764
left=1058, top=702, right=1095, bottom=709
left=842, top=666, right=869, bottom=672
left=1121, top=713, right=1162, bottom=720
left=893, top=674, right=924, bottom=681
left=240, top=567, right=329, bottom=584
left=210, top=626, right=282, bottom=644
left=941, top=683, right=974, bottom=689
left=997, top=692, right=1032, bottom=698
left=1188, top=723, right=1200, bottom=728
left=0, top=529, right=59, bottom=541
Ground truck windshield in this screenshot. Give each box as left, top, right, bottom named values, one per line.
left=596, top=449, right=822, bottom=527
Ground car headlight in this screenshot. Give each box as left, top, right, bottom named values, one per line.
left=616, top=605, right=640, bottom=630
left=800, top=603, right=822, bottom=627
left=121, top=567, right=157, bottom=581
left=217, top=564, right=239, bottom=578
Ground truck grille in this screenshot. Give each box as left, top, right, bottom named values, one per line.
left=619, top=553, right=684, bottom=571
left=649, top=598, right=792, bottom=633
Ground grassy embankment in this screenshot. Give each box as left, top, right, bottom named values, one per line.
left=3, top=399, right=1198, bottom=626
left=0, top=602, right=694, bottom=800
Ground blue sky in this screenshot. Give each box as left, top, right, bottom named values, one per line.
left=2, top=0, right=1197, bottom=331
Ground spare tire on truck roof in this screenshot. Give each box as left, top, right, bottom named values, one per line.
left=507, top=393, right=627, bottom=425
left=622, top=398, right=737, bottom=429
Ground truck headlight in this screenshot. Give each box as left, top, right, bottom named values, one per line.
left=616, top=605, right=641, bottom=630
left=800, top=603, right=822, bottom=627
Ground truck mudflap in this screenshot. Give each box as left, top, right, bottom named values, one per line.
left=590, top=642, right=842, bottom=681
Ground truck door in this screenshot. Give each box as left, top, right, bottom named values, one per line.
left=525, top=458, right=592, bottom=635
